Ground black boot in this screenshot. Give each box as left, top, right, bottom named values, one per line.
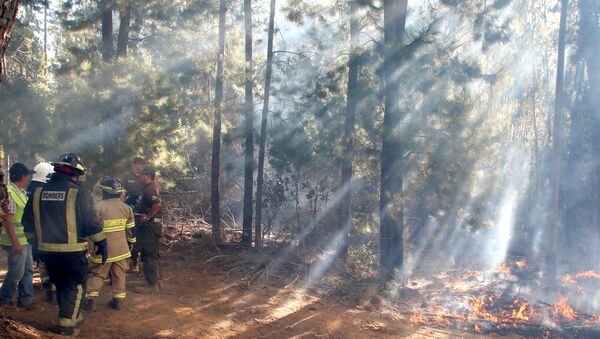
left=57, top=326, right=75, bottom=336
left=83, top=298, right=97, bottom=312
left=108, top=298, right=122, bottom=310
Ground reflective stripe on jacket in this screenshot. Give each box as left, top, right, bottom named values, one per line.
left=22, top=173, right=105, bottom=254
left=88, top=198, right=135, bottom=264
left=0, top=183, right=28, bottom=246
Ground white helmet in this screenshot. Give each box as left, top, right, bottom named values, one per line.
left=32, top=162, right=54, bottom=183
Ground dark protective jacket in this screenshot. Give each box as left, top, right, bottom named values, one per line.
left=22, top=172, right=105, bottom=254
left=26, top=180, right=45, bottom=196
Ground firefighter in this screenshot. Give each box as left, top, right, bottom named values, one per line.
left=0, top=163, right=35, bottom=308
left=84, top=176, right=135, bottom=311
left=134, top=167, right=162, bottom=294
left=123, top=156, right=144, bottom=273
left=27, top=162, right=54, bottom=195
left=123, top=156, right=145, bottom=207
left=26, top=161, right=56, bottom=302
left=22, top=153, right=107, bottom=336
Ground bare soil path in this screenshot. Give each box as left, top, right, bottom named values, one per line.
left=0, top=249, right=510, bottom=338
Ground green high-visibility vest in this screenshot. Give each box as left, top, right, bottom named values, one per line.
left=0, top=183, right=28, bottom=246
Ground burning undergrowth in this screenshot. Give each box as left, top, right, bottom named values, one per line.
left=397, top=260, right=600, bottom=337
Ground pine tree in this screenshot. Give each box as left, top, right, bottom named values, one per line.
left=547, top=0, right=568, bottom=283
left=116, top=0, right=131, bottom=57
left=211, top=0, right=227, bottom=244
left=241, top=0, right=254, bottom=246
left=255, top=0, right=277, bottom=249
left=380, top=0, right=408, bottom=278
left=339, top=0, right=360, bottom=263
left=0, top=0, right=20, bottom=78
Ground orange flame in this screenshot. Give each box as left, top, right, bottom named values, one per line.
left=575, top=270, right=600, bottom=279
left=433, top=306, right=449, bottom=325
left=409, top=312, right=425, bottom=324
left=512, top=301, right=530, bottom=321
left=470, top=295, right=498, bottom=322
left=554, top=296, right=577, bottom=319
left=562, top=274, right=575, bottom=284
left=516, top=260, right=527, bottom=268
left=495, top=263, right=511, bottom=274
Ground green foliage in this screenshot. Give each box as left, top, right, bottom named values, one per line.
left=1, top=0, right=598, bottom=276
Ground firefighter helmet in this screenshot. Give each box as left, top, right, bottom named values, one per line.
left=32, top=162, right=54, bottom=183
left=98, top=176, right=126, bottom=195
left=52, top=153, right=86, bottom=176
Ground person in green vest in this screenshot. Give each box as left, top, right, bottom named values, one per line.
left=0, top=163, right=35, bottom=308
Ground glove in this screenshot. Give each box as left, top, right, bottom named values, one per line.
left=95, top=238, right=108, bottom=264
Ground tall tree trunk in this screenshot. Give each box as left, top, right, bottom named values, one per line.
left=211, top=0, right=227, bottom=244
left=339, top=1, right=360, bottom=264
left=101, top=0, right=113, bottom=62
left=255, top=0, right=276, bottom=249
left=580, top=0, right=600, bottom=266
left=241, top=0, right=254, bottom=246
left=0, top=0, right=20, bottom=79
left=547, top=0, right=568, bottom=284
left=43, top=0, right=47, bottom=72
left=380, top=0, right=408, bottom=279
left=116, top=0, right=131, bottom=57
left=101, top=0, right=115, bottom=163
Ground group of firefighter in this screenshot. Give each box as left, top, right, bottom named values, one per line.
left=0, top=153, right=162, bottom=335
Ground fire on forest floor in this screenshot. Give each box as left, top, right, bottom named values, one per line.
left=397, top=260, right=600, bottom=337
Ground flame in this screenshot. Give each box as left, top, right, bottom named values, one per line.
left=445, top=280, right=472, bottom=293
left=562, top=274, right=576, bottom=284
left=433, top=306, right=449, bottom=325
left=516, top=260, right=527, bottom=268
left=512, top=301, right=530, bottom=321
left=575, top=270, right=600, bottom=279
left=495, top=263, right=511, bottom=274
left=554, top=296, right=577, bottom=319
left=404, top=265, right=600, bottom=331
left=409, top=312, right=425, bottom=324
left=470, top=295, right=498, bottom=322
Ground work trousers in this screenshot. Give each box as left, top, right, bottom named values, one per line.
left=44, top=253, right=87, bottom=328
left=86, top=259, right=128, bottom=299
left=130, top=225, right=141, bottom=266
left=40, top=260, right=56, bottom=294
left=137, top=222, right=161, bottom=285
left=0, top=244, right=33, bottom=306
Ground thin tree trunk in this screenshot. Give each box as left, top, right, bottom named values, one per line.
left=255, top=0, right=276, bottom=249
left=101, top=0, right=113, bottom=62
left=380, top=0, right=408, bottom=279
left=211, top=0, right=227, bottom=244
left=339, top=1, right=360, bottom=264
left=100, top=0, right=115, bottom=163
left=546, top=0, right=568, bottom=284
left=241, top=0, right=254, bottom=246
left=116, top=0, right=131, bottom=57
left=580, top=0, right=600, bottom=266
left=44, top=0, right=47, bottom=72
left=0, top=0, right=20, bottom=78
left=532, top=84, right=540, bottom=185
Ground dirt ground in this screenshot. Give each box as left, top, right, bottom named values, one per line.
left=0, top=248, right=515, bottom=339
